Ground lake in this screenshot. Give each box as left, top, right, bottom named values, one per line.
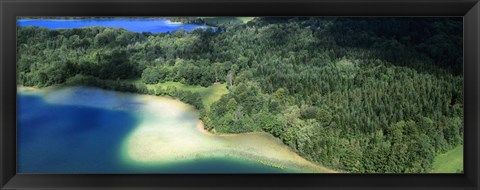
left=17, top=87, right=331, bottom=173
left=17, top=18, right=210, bottom=33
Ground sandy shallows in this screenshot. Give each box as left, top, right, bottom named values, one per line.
left=123, top=93, right=335, bottom=173
left=19, top=86, right=335, bottom=173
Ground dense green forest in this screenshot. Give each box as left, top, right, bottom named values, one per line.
left=17, top=17, right=463, bottom=173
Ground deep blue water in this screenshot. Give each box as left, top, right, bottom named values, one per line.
left=17, top=18, right=209, bottom=33
left=17, top=92, right=287, bottom=174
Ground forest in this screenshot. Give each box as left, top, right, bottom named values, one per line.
left=17, top=17, right=463, bottom=173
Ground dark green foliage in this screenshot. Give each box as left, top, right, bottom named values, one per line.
left=17, top=17, right=463, bottom=173
left=65, top=75, right=145, bottom=93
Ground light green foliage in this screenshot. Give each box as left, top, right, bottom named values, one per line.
left=201, top=17, right=254, bottom=26
left=432, top=146, right=463, bottom=173
left=133, top=80, right=228, bottom=109
left=237, top=17, right=255, bottom=23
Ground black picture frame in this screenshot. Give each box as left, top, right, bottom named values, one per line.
left=1, top=0, right=479, bottom=189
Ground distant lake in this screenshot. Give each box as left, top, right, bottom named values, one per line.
left=17, top=87, right=328, bottom=174
left=17, top=18, right=210, bottom=33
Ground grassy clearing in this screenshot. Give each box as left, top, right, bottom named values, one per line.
left=202, top=83, right=229, bottom=108
left=200, top=17, right=255, bottom=25
left=237, top=17, right=255, bottom=23
left=130, top=79, right=228, bottom=109
left=431, top=145, right=463, bottom=173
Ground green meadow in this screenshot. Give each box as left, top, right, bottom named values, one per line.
left=199, top=17, right=255, bottom=25
left=132, top=79, right=229, bottom=109
left=432, top=146, right=463, bottom=173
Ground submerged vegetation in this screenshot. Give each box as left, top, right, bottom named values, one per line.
left=17, top=17, right=463, bottom=173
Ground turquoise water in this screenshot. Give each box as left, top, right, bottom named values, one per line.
left=17, top=18, right=210, bottom=33
left=17, top=88, right=288, bottom=173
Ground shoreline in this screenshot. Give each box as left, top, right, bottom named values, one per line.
left=17, top=85, right=41, bottom=91
left=17, top=86, right=39, bottom=92
left=18, top=85, right=63, bottom=92
left=17, top=85, right=57, bottom=95
left=20, top=85, right=337, bottom=173
left=195, top=121, right=263, bottom=137
left=194, top=120, right=338, bottom=173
